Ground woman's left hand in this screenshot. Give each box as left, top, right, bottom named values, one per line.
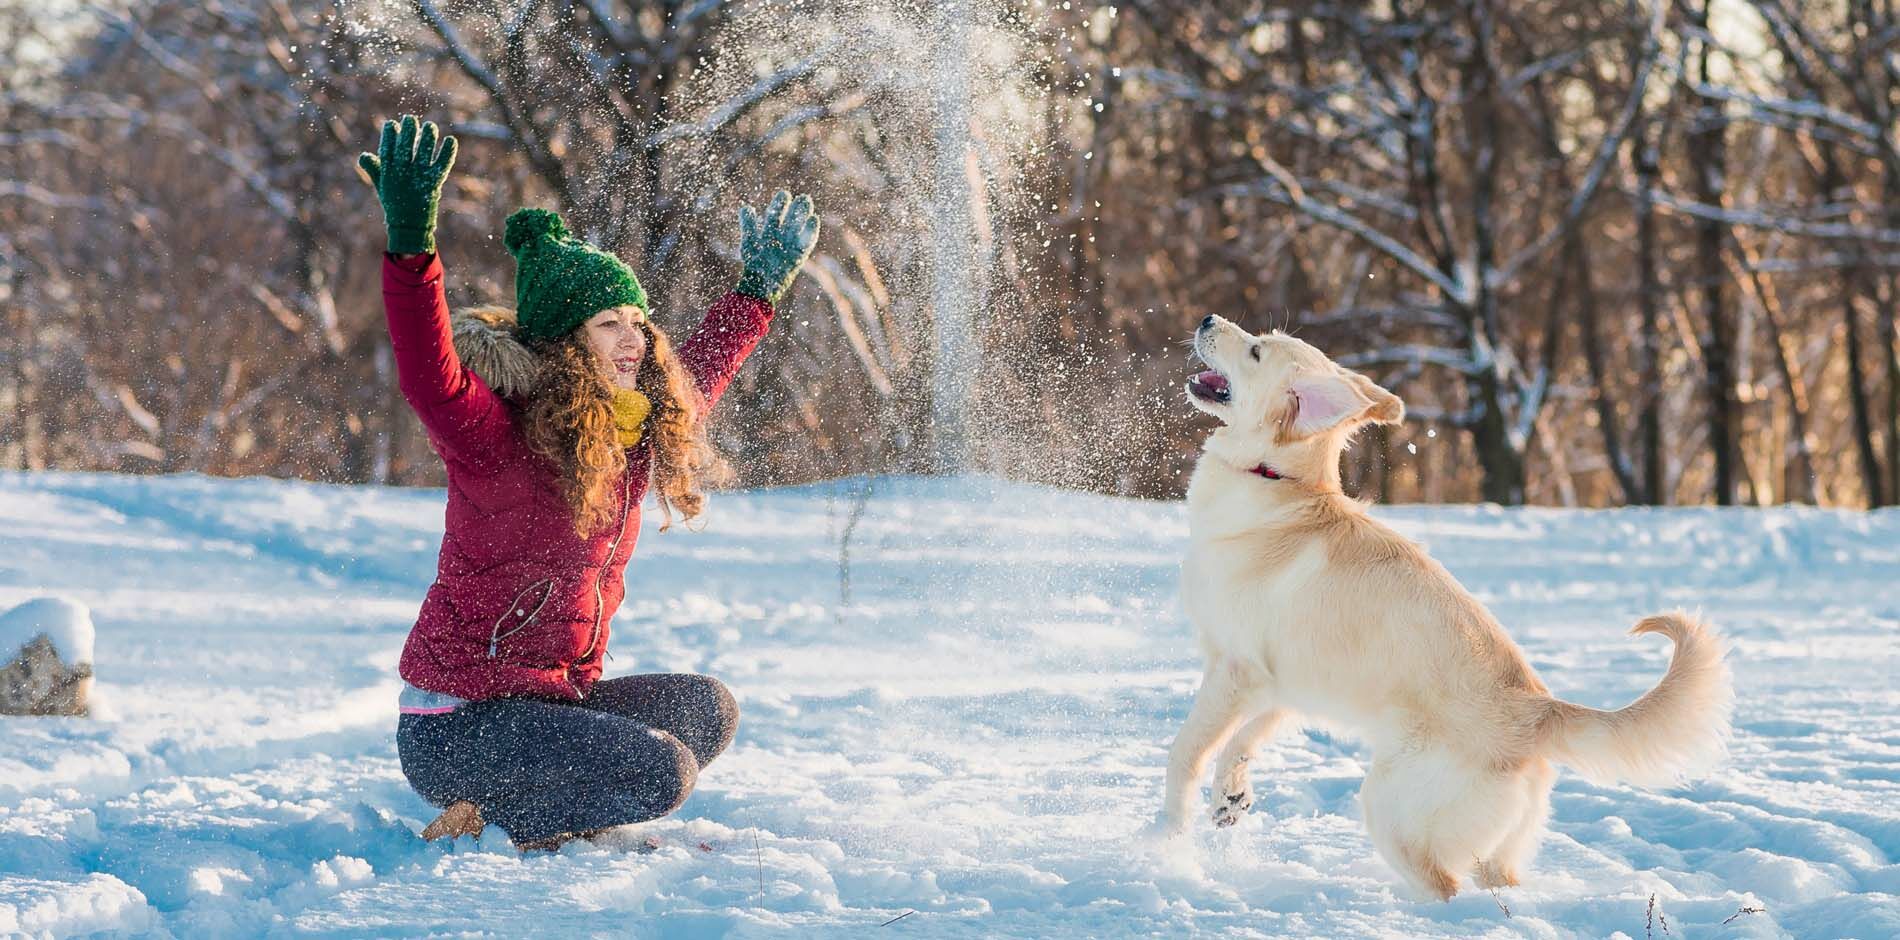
left=735, top=191, right=820, bottom=305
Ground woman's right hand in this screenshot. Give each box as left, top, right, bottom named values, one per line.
left=358, top=115, right=457, bottom=256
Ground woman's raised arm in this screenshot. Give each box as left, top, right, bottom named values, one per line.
left=678, top=191, right=820, bottom=410
left=362, top=117, right=515, bottom=467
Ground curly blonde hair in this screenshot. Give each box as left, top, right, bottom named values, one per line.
left=518, top=321, right=727, bottom=535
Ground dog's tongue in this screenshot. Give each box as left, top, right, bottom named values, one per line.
left=1191, top=370, right=1229, bottom=393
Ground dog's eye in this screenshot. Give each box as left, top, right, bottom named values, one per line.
left=1249, top=344, right=1261, bottom=361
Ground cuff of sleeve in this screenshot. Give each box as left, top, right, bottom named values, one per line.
left=734, top=269, right=787, bottom=305
left=383, top=251, right=443, bottom=286
left=722, top=289, right=776, bottom=323
left=386, top=224, right=437, bottom=256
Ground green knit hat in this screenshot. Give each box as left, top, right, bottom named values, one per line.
left=503, top=208, right=647, bottom=344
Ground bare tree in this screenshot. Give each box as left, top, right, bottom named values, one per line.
left=1681, top=0, right=1739, bottom=505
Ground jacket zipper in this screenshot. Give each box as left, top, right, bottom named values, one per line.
left=488, top=577, right=557, bottom=657
left=578, top=469, right=635, bottom=663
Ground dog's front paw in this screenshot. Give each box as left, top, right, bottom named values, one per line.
left=1138, top=812, right=1193, bottom=850
left=1211, top=787, right=1253, bottom=828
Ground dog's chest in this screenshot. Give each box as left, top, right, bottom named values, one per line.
left=1180, top=529, right=1326, bottom=659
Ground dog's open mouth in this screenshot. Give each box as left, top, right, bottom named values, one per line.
left=1187, top=370, right=1231, bottom=404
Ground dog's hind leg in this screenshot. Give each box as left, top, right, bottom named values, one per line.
left=1211, top=708, right=1288, bottom=828
left=1160, top=657, right=1265, bottom=833
left=1361, top=748, right=1524, bottom=901
left=1477, top=757, right=1554, bottom=889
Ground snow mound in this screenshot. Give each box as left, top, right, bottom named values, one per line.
left=0, top=873, right=155, bottom=937
left=0, top=596, right=94, bottom=665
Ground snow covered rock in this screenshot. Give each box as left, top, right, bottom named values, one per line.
left=0, top=597, right=94, bottom=716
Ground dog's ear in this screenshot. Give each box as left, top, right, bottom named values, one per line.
left=1286, top=368, right=1403, bottom=437
left=1286, top=370, right=1372, bottom=438
left=1350, top=371, right=1404, bottom=426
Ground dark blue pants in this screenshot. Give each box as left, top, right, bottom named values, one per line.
left=397, top=673, right=738, bottom=843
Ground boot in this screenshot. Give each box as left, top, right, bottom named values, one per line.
left=421, top=800, right=485, bottom=841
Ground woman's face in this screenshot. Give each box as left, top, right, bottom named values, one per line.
left=582, top=306, right=649, bottom=391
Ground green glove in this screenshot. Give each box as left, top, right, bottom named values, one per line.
left=735, top=190, right=820, bottom=304
left=357, top=115, right=457, bottom=255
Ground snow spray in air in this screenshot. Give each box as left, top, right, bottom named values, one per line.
left=927, top=0, right=982, bottom=474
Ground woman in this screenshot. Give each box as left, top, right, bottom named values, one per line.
left=359, top=115, right=819, bottom=849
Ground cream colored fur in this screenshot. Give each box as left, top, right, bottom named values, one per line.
left=1160, top=316, right=1733, bottom=900
left=451, top=304, right=540, bottom=398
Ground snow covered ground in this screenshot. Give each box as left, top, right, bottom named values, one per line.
left=1, top=470, right=1896, bottom=939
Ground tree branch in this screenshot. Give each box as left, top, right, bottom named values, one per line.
left=1648, top=189, right=1900, bottom=243
left=643, top=46, right=832, bottom=150
left=1218, top=164, right=1470, bottom=303
left=1334, top=343, right=1483, bottom=375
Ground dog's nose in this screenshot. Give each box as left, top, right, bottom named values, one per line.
left=1200, top=315, right=1216, bottom=330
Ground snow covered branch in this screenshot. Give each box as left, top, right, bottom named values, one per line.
left=1218, top=171, right=1469, bottom=304
left=644, top=48, right=831, bottom=150
left=1689, top=82, right=1881, bottom=142
left=0, top=180, right=117, bottom=212
left=1648, top=190, right=1900, bottom=243
left=1335, top=344, right=1483, bottom=376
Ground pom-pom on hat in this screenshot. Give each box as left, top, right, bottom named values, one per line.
left=503, top=208, right=648, bottom=344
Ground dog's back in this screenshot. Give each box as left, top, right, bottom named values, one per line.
left=1185, top=463, right=1554, bottom=758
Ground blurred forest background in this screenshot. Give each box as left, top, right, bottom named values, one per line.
left=4, top=0, right=1900, bottom=508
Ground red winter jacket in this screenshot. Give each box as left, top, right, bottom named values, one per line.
left=382, top=252, right=772, bottom=701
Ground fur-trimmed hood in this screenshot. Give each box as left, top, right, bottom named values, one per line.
left=451, top=305, right=540, bottom=398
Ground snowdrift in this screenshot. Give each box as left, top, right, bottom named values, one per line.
left=1, top=471, right=1896, bottom=938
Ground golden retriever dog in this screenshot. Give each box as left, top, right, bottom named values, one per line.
left=1159, top=315, right=1732, bottom=900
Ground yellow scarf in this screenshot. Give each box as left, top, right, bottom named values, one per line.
left=612, top=388, right=652, bottom=448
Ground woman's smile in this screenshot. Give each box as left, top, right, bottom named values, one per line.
left=584, top=305, right=651, bottom=388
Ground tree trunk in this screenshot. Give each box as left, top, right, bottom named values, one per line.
left=1882, top=274, right=1900, bottom=505
left=1880, top=226, right=1900, bottom=506
left=1686, top=9, right=1737, bottom=505
left=1727, top=242, right=1820, bottom=504
left=1568, top=232, right=1641, bottom=503
left=1859, top=0, right=1900, bottom=507
left=1841, top=267, right=1885, bottom=508
left=1471, top=369, right=1527, bottom=504
left=1633, top=117, right=1667, bottom=504
left=1823, top=151, right=1887, bottom=506
left=1461, top=1, right=1524, bottom=506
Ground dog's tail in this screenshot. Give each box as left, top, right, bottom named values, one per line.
left=1539, top=612, right=1732, bottom=787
